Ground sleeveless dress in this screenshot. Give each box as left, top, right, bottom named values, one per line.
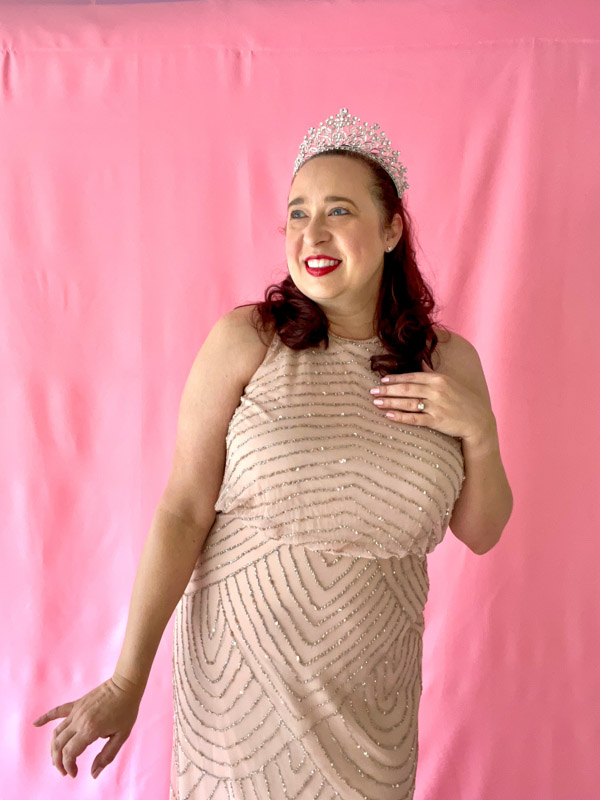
left=170, top=330, right=465, bottom=800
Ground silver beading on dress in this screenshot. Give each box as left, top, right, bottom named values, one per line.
left=293, top=107, right=410, bottom=198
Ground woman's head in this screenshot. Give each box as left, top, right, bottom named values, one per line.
left=285, top=152, right=403, bottom=336
left=245, top=148, right=444, bottom=376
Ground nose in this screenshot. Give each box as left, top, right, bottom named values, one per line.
left=302, top=213, right=331, bottom=245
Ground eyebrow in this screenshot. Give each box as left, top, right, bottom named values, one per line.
left=287, top=195, right=358, bottom=210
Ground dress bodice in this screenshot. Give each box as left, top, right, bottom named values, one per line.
left=213, top=330, right=465, bottom=560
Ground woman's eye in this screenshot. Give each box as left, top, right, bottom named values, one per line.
left=289, top=207, right=349, bottom=219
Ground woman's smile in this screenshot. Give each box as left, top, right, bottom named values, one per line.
left=304, top=260, right=342, bottom=276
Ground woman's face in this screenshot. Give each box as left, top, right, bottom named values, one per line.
left=285, top=155, right=402, bottom=327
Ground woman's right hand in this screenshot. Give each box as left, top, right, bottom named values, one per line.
left=32, top=673, right=144, bottom=779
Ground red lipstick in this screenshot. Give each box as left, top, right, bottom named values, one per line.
left=304, top=256, right=342, bottom=277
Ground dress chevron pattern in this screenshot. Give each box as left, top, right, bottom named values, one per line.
left=170, top=330, right=465, bottom=799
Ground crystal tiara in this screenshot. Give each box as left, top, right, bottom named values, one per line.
left=292, top=107, right=409, bottom=198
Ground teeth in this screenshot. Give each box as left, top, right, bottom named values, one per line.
left=306, top=259, right=340, bottom=268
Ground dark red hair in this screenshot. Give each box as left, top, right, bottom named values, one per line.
left=237, top=149, right=448, bottom=378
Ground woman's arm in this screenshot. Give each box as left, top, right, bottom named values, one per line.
left=449, top=417, right=513, bottom=555
left=33, top=309, right=262, bottom=781
left=441, top=332, right=513, bottom=554
left=115, top=307, right=266, bottom=691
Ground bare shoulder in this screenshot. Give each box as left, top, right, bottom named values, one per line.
left=430, top=326, right=477, bottom=369
left=224, top=304, right=277, bottom=387
left=431, top=327, right=492, bottom=406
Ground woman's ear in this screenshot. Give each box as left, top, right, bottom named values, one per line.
left=393, top=212, right=403, bottom=241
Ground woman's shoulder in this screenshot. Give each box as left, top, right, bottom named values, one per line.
left=224, top=304, right=277, bottom=385
left=431, top=326, right=491, bottom=404
left=433, top=327, right=477, bottom=353
left=432, top=326, right=479, bottom=363
left=432, top=324, right=468, bottom=349
left=226, top=304, right=276, bottom=344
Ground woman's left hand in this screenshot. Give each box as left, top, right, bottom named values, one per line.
left=370, top=360, right=495, bottom=446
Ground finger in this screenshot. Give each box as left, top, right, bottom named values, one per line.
left=382, top=372, right=433, bottom=385
left=376, top=383, right=430, bottom=404
left=51, top=717, right=71, bottom=738
left=91, top=733, right=127, bottom=779
left=51, top=727, right=77, bottom=776
left=33, top=703, right=74, bottom=726
left=385, top=410, right=428, bottom=425
left=381, top=397, right=428, bottom=413
left=61, top=732, right=91, bottom=778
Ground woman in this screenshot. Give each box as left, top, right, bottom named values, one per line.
left=33, top=108, right=513, bottom=799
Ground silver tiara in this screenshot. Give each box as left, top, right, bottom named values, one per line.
left=293, top=107, right=409, bottom=198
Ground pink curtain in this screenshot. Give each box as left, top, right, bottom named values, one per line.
left=2, top=2, right=598, bottom=798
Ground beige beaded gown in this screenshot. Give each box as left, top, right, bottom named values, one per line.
left=170, top=330, right=465, bottom=800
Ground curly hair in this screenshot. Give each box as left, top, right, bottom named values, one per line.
left=236, top=149, right=448, bottom=378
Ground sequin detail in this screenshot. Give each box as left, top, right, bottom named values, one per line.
left=171, top=331, right=465, bottom=799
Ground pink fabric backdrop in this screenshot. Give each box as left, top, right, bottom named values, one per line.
left=2, top=1, right=599, bottom=798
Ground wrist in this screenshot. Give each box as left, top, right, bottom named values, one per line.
left=111, top=670, right=147, bottom=700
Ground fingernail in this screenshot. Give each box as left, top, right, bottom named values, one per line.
left=92, top=767, right=102, bottom=779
